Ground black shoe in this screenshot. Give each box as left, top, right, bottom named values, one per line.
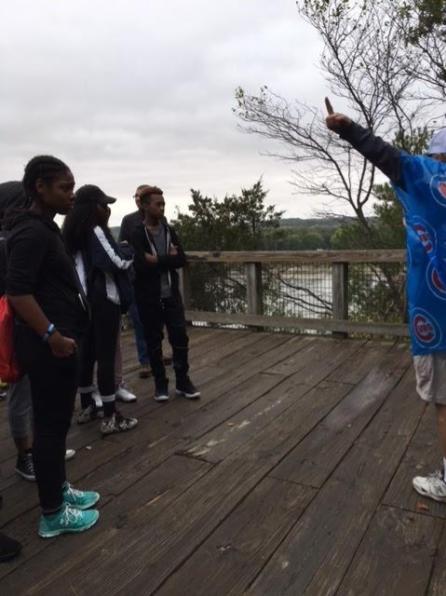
left=15, top=453, right=35, bottom=482
left=0, top=532, right=22, bottom=562
left=154, top=380, right=169, bottom=402
left=176, top=377, right=200, bottom=399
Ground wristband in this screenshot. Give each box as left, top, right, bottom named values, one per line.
left=42, top=323, right=56, bottom=342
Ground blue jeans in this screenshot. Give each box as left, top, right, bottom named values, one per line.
left=129, top=300, right=149, bottom=365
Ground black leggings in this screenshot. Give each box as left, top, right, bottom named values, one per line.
left=15, top=325, right=79, bottom=512
left=79, top=297, right=120, bottom=409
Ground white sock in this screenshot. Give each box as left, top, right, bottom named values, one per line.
left=443, top=457, right=446, bottom=483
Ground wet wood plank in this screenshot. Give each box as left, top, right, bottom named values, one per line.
left=272, top=348, right=410, bottom=488
left=247, top=367, right=423, bottom=596
left=382, top=405, right=446, bottom=518
left=0, top=455, right=212, bottom=588
left=338, top=506, right=441, bottom=596
left=0, top=329, right=426, bottom=596
left=157, top=477, right=316, bottom=596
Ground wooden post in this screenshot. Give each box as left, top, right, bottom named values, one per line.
left=179, top=264, right=191, bottom=310
left=332, top=262, right=348, bottom=338
left=246, top=262, right=263, bottom=316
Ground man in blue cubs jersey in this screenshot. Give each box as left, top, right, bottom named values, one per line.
left=325, top=97, right=446, bottom=503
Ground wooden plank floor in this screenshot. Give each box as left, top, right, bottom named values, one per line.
left=0, top=327, right=444, bottom=595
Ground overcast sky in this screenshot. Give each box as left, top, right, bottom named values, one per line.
left=0, top=0, right=329, bottom=225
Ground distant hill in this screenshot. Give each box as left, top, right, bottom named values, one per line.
left=112, top=217, right=374, bottom=238
left=279, top=216, right=376, bottom=229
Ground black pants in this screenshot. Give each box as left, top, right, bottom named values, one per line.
left=137, top=295, right=189, bottom=385
left=15, top=326, right=80, bottom=512
left=79, top=297, right=121, bottom=399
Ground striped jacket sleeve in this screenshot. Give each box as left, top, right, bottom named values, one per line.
left=90, top=226, right=133, bottom=273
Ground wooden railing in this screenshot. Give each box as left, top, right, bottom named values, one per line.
left=179, top=250, right=409, bottom=338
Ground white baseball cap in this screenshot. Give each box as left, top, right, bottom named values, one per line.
left=427, top=128, right=446, bottom=155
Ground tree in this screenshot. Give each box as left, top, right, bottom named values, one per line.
left=235, top=1, right=424, bottom=230
left=174, top=181, right=283, bottom=313
left=233, top=0, right=446, bottom=323
left=174, top=180, right=282, bottom=251
left=398, top=0, right=446, bottom=100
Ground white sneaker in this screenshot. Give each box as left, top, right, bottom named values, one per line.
left=412, top=469, right=446, bottom=502
left=77, top=405, right=102, bottom=425
left=92, top=390, right=103, bottom=409
left=65, top=449, right=76, bottom=461
left=154, top=382, right=169, bottom=402
left=115, top=384, right=137, bottom=403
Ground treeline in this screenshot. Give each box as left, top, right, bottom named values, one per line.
left=113, top=180, right=404, bottom=252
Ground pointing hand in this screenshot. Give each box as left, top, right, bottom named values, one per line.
left=324, top=97, right=351, bottom=133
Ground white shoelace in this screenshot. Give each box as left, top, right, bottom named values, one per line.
left=65, top=484, right=83, bottom=499
left=60, top=506, right=83, bottom=527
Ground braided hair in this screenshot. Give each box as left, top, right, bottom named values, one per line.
left=22, top=155, right=70, bottom=201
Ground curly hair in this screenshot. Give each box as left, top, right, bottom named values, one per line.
left=139, top=186, right=164, bottom=204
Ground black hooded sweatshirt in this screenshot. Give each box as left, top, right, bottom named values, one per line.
left=6, top=212, right=88, bottom=338
left=131, top=221, right=186, bottom=303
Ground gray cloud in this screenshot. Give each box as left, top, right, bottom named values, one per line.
left=0, top=0, right=328, bottom=224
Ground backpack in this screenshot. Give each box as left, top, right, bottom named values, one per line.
left=0, top=295, right=21, bottom=383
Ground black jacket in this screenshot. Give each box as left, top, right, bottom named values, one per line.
left=131, top=222, right=186, bottom=303
left=78, top=226, right=134, bottom=313
left=6, top=213, right=89, bottom=337
left=119, top=210, right=144, bottom=245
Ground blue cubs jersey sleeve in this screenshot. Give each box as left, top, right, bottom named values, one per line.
left=394, top=154, right=446, bottom=354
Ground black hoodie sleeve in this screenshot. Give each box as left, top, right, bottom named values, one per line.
left=156, top=227, right=186, bottom=270
left=131, top=225, right=186, bottom=272
left=6, top=221, right=48, bottom=295
left=338, top=121, right=404, bottom=188
left=130, top=226, right=149, bottom=274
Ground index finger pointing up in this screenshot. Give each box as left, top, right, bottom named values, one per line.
left=325, top=97, right=334, bottom=115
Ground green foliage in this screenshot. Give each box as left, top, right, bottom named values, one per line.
left=401, top=0, right=446, bottom=42
left=174, top=180, right=282, bottom=251
left=174, top=180, right=283, bottom=313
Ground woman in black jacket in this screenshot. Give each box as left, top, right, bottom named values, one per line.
left=6, top=156, right=100, bottom=538
left=63, top=185, right=138, bottom=436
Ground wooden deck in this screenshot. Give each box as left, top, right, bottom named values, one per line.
left=0, top=327, right=445, bottom=595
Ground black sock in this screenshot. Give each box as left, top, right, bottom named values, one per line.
left=80, top=392, right=94, bottom=410
left=103, top=400, right=115, bottom=418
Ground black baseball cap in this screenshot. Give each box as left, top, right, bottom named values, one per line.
left=75, top=184, right=116, bottom=206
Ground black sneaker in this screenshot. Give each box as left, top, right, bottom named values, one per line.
left=15, top=453, right=35, bottom=481
left=176, top=377, right=200, bottom=399
left=154, top=381, right=169, bottom=402
left=0, top=532, right=21, bottom=562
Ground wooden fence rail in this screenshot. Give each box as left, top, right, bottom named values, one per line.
left=179, top=250, right=409, bottom=338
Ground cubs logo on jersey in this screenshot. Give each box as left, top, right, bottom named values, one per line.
left=411, top=308, right=442, bottom=349
left=426, top=262, right=446, bottom=300
left=430, top=175, right=446, bottom=208
left=411, top=218, right=436, bottom=254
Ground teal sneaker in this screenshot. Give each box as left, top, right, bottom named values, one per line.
left=63, top=483, right=100, bottom=510
left=38, top=504, right=99, bottom=538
